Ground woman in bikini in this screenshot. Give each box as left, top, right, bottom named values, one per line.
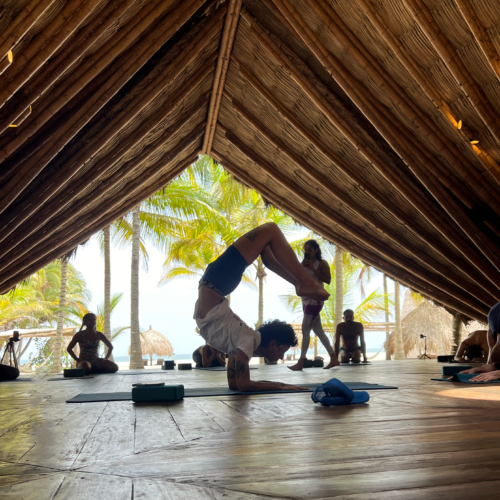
left=67, top=313, right=119, bottom=374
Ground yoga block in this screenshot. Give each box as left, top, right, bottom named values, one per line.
left=437, top=355, right=454, bottom=363
left=442, top=365, right=472, bottom=376
left=162, top=360, right=175, bottom=370
left=178, top=363, right=192, bottom=370
left=313, top=359, right=324, bottom=368
left=132, top=384, right=184, bottom=402
left=63, top=368, right=85, bottom=378
left=303, top=359, right=314, bottom=368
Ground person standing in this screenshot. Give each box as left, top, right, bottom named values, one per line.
left=289, top=240, right=339, bottom=370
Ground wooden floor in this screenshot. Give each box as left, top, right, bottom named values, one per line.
left=1, top=361, right=500, bottom=499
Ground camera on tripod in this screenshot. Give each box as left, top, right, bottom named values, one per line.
left=1, top=330, right=20, bottom=369
left=9, top=331, right=20, bottom=343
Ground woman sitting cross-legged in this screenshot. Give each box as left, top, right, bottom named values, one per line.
left=67, top=313, right=119, bottom=374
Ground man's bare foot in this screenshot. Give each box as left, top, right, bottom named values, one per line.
left=288, top=359, right=304, bottom=371
left=296, top=280, right=330, bottom=302
left=324, top=358, right=340, bottom=369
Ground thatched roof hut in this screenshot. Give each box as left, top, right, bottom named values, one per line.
left=2, top=1, right=500, bottom=324
left=128, top=326, right=173, bottom=365
left=385, top=296, right=486, bottom=358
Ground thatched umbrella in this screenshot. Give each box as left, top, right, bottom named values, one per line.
left=385, top=295, right=486, bottom=358
left=128, top=326, right=173, bottom=366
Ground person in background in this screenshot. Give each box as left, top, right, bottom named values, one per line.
left=335, top=309, right=368, bottom=364
left=67, top=313, right=119, bottom=374
left=454, top=330, right=489, bottom=363
left=289, top=240, right=339, bottom=370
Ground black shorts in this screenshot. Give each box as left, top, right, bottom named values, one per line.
left=201, top=245, right=248, bottom=296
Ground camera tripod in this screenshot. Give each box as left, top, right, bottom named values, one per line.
left=419, top=334, right=431, bottom=360
left=1, top=334, right=19, bottom=369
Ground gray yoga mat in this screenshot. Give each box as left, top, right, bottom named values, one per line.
left=47, top=376, right=95, bottom=381
left=340, top=363, right=372, bottom=366
left=0, top=377, right=33, bottom=383
left=66, top=382, right=398, bottom=403
left=193, top=366, right=257, bottom=371
left=432, top=374, right=500, bottom=384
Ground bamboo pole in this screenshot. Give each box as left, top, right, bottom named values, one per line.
left=231, top=56, right=500, bottom=295
left=0, top=0, right=136, bottom=133
left=354, top=0, right=500, bottom=188
left=228, top=95, right=499, bottom=304
left=0, top=0, right=56, bottom=60
left=0, top=0, right=104, bottom=109
left=0, top=153, right=199, bottom=295
left=0, top=0, right=176, bottom=163
left=454, top=0, right=500, bottom=81
left=0, top=19, right=220, bottom=243
left=0, top=0, right=206, bottom=215
left=218, top=124, right=490, bottom=315
left=203, top=0, right=243, bottom=155
left=305, top=0, right=500, bottom=215
left=402, top=0, right=500, bottom=144
left=240, top=10, right=500, bottom=277
left=212, top=150, right=488, bottom=321
left=0, top=98, right=210, bottom=268
left=0, top=0, right=163, bottom=137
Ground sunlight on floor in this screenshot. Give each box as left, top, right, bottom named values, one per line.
left=438, top=388, right=500, bottom=401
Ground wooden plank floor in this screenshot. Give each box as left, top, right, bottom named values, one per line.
left=0, top=361, right=499, bottom=499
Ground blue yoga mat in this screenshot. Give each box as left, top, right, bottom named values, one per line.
left=432, top=373, right=500, bottom=384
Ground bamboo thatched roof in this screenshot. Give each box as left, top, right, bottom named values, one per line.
left=128, top=326, right=173, bottom=358
left=2, top=0, right=500, bottom=322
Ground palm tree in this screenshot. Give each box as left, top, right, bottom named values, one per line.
left=334, top=246, right=343, bottom=332
left=103, top=225, right=113, bottom=360
left=451, top=314, right=462, bottom=355
left=52, top=255, right=68, bottom=374
left=129, top=205, right=143, bottom=369
left=393, top=281, right=405, bottom=360
left=383, top=274, right=390, bottom=360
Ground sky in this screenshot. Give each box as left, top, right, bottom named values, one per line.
left=70, top=228, right=391, bottom=357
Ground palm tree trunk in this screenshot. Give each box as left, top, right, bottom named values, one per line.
left=451, top=314, right=462, bottom=355
left=52, top=257, right=67, bottom=374
left=334, top=246, right=343, bottom=330
left=394, top=281, right=405, bottom=360
left=257, top=257, right=266, bottom=364
left=129, top=205, right=143, bottom=369
left=103, top=225, right=114, bottom=361
left=383, top=274, right=390, bottom=360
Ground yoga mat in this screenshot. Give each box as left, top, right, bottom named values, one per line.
left=193, top=366, right=258, bottom=371
left=66, top=382, right=398, bottom=403
left=432, top=374, right=500, bottom=384
left=47, top=376, right=95, bottom=381
left=0, top=377, right=33, bottom=383
left=340, top=363, right=372, bottom=366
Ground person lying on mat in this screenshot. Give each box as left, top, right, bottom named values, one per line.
left=288, top=239, right=339, bottom=371
left=67, top=313, right=119, bottom=375
left=334, top=309, right=368, bottom=364
left=193, top=345, right=226, bottom=368
left=459, top=302, right=500, bottom=382
left=454, top=330, right=489, bottom=363
left=194, top=222, right=329, bottom=392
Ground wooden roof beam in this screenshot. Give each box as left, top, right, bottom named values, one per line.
left=0, top=0, right=105, bottom=109
left=263, top=3, right=500, bottom=275
left=1, top=0, right=138, bottom=132
left=226, top=94, right=500, bottom=305
left=304, top=0, right=500, bottom=208
left=242, top=9, right=500, bottom=276
left=217, top=123, right=490, bottom=315
left=0, top=0, right=56, bottom=60
left=212, top=148, right=487, bottom=321
left=0, top=0, right=208, bottom=216
left=0, top=14, right=222, bottom=245
left=0, top=88, right=212, bottom=268
left=231, top=57, right=500, bottom=294
left=202, top=0, right=243, bottom=155
left=0, top=133, right=202, bottom=294
left=402, top=0, right=500, bottom=145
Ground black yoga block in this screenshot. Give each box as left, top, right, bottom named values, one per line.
left=162, top=360, right=176, bottom=370
left=178, top=363, right=192, bottom=370
left=437, top=355, right=454, bottom=363
left=63, top=368, right=85, bottom=378
left=442, top=365, right=472, bottom=376
left=303, top=359, right=314, bottom=368
left=313, top=359, right=324, bottom=368
left=132, top=384, right=184, bottom=402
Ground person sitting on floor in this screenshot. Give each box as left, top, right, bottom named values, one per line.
left=334, top=309, right=368, bottom=364
left=288, top=239, right=339, bottom=371
left=193, top=344, right=226, bottom=368
left=454, top=330, right=489, bottom=363
left=460, top=302, right=500, bottom=382
left=194, top=222, right=329, bottom=392
left=67, top=313, right=119, bottom=375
